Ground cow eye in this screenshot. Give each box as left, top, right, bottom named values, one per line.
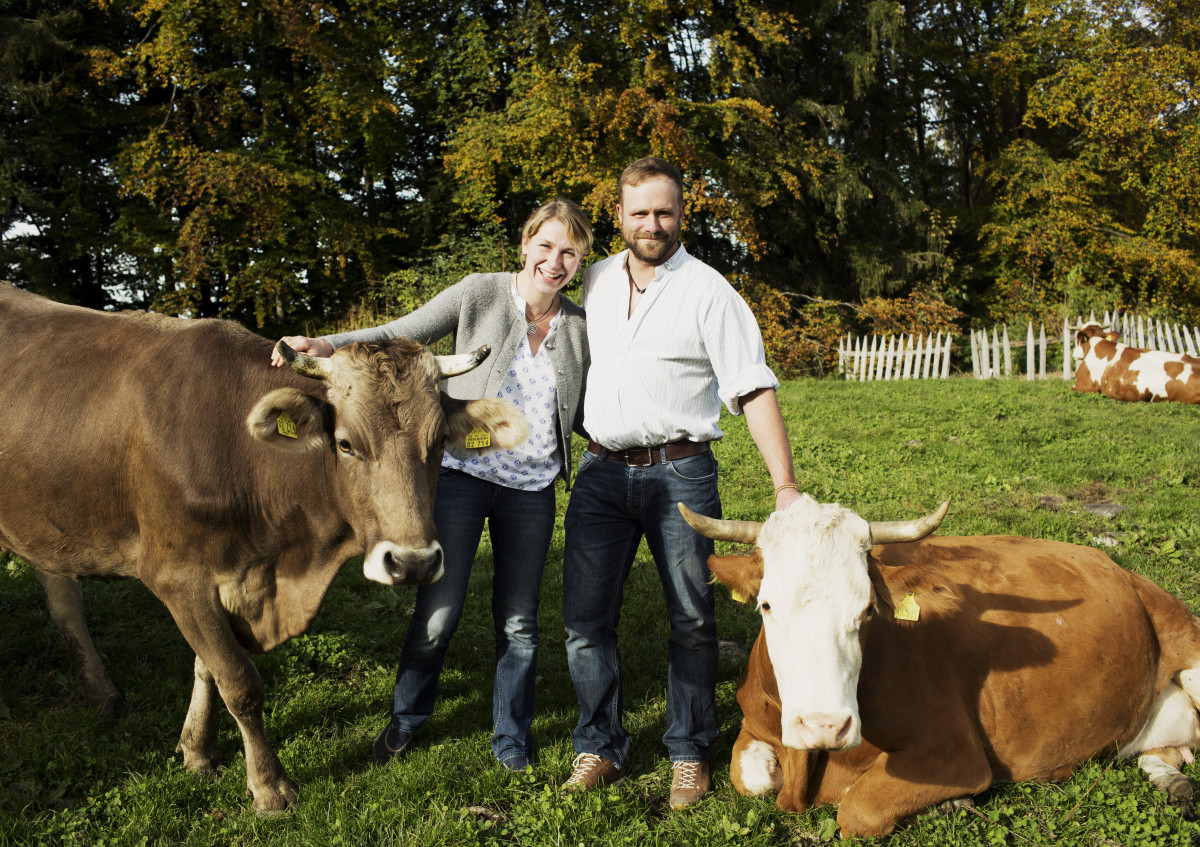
left=337, top=439, right=354, bottom=456
left=760, top=601, right=772, bottom=614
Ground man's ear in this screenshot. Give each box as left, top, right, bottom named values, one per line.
left=246, top=388, right=327, bottom=452
left=708, top=552, right=764, bottom=605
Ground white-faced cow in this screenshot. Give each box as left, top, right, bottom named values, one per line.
left=0, top=282, right=527, bottom=811
left=680, top=495, right=1200, bottom=837
left=1074, top=322, right=1200, bottom=403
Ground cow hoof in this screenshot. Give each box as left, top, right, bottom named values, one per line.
left=1159, top=774, right=1195, bottom=818
left=176, top=744, right=222, bottom=777
left=250, top=779, right=298, bottom=814
left=936, top=797, right=976, bottom=813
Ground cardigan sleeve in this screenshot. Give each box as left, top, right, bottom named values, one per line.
left=323, top=277, right=470, bottom=349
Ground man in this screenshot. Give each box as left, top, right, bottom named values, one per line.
left=562, top=157, right=801, bottom=809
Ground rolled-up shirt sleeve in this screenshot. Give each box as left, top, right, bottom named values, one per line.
left=702, top=285, right=779, bottom=416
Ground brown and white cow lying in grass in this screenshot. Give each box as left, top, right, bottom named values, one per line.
left=680, top=495, right=1200, bottom=837
left=1073, top=322, right=1200, bottom=403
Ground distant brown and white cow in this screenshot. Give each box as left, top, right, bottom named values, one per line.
left=680, top=495, right=1200, bottom=837
left=0, top=282, right=527, bottom=811
left=1073, top=322, right=1200, bottom=403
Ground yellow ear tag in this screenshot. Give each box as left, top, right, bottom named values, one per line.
left=731, top=589, right=748, bottom=604
left=464, top=427, right=491, bottom=449
left=894, top=592, right=920, bottom=622
left=276, top=411, right=298, bottom=439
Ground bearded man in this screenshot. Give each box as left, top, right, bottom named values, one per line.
left=561, top=157, right=801, bottom=808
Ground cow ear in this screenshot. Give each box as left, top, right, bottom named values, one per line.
left=708, top=552, right=763, bottom=604
left=247, top=388, right=327, bottom=452
left=1106, top=331, right=1121, bottom=342
left=868, top=559, right=896, bottom=617
left=441, top=395, right=529, bottom=450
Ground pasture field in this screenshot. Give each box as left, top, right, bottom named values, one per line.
left=2, top=376, right=1200, bottom=846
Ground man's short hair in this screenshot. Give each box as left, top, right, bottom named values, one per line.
left=617, top=157, right=683, bottom=206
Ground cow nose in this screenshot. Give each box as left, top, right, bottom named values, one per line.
left=362, top=541, right=444, bottom=585
left=791, top=712, right=855, bottom=750
left=386, top=545, right=443, bottom=585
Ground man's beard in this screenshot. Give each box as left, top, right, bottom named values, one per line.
left=624, top=230, right=678, bottom=265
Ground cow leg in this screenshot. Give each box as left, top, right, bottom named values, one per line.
left=1138, top=747, right=1195, bottom=817
left=176, top=655, right=222, bottom=775
left=835, top=746, right=992, bottom=838
left=35, top=571, right=123, bottom=716
left=164, top=601, right=297, bottom=813
left=729, top=725, right=783, bottom=798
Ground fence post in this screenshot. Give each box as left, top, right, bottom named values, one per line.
left=1062, top=318, right=1071, bottom=380
left=1002, top=325, right=1012, bottom=378
left=942, top=334, right=953, bottom=377
left=1184, top=325, right=1199, bottom=358
left=1039, top=324, right=1047, bottom=379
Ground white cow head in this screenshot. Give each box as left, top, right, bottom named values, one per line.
left=680, top=494, right=948, bottom=751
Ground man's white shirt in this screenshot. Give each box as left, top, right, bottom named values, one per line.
left=581, top=243, right=778, bottom=450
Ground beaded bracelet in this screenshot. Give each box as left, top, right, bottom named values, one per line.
left=774, top=483, right=800, bottom=496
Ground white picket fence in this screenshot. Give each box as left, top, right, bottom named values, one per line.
left=972, top=310, right=1200, bottom=380
left=837, top=332, right=955, bottom=381
left=838, top=310, right=1200, bottom=382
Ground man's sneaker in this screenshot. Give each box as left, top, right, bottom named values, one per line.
left=372, top=723, right=414, bottom=766
left=563, top=753, right=624, bottom=792
left=669, top=760, right=711, bottom=809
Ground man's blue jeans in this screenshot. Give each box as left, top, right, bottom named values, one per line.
left=562, top=447, right=720, bottom=767
left=389, top=468, right=555, bottom=764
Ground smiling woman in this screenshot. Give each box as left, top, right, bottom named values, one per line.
left=270, top=198, right=594, bottom=775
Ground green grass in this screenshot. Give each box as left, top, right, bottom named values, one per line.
left=3, top=375, right=1200, bottom=845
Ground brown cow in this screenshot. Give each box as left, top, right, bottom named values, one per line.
left=680, top=495, right=1200, bottom=837
left=1074, top=322, right=1200, bottom=403
left=0, top=282, right=527, bottom=811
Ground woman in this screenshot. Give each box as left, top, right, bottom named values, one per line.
left=273, top=199, right=592, bottom=772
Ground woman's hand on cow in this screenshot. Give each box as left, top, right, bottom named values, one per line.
left=271, top=336, right=334, bottom=367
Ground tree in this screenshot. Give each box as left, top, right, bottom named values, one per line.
left=982, top=0, right=1200, bottom=324
left=0, top=1, right=145, bottom=309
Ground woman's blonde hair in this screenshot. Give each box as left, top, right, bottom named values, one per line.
left=521, top=198, right=594, bottom=257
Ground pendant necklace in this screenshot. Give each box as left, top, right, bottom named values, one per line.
left=514, top=273, right=557, bottom=335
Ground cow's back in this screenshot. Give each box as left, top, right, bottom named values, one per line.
left=844, top=536, right=1170, bottom=788
left=0, top=282, right=322, bottom=579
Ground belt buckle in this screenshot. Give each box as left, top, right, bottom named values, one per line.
left=626, top=446, right=654, bottom=467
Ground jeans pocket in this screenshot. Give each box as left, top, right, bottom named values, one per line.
left=576, top=450, right=598, bottom=476
left=666, top=451, right=717, bottom=482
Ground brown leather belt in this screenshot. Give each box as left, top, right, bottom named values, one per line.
left=586, top=439, right=710, bottom=467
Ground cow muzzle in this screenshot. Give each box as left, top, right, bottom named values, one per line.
left=362, top=541, right=445, bottom=586
left=783, top=709, right=859, bottom=751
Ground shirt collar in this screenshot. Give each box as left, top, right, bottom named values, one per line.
left=621, top=242, right=689, bottom=280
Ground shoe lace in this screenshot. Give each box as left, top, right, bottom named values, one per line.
left=565, top=753, right=603, bottom=786
left=674, top=761, right=704, bottom=790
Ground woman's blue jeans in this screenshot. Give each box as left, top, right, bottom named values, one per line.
left=562, top=448, right=720, bottom=767
left=388, top=468, right=555, bottom=764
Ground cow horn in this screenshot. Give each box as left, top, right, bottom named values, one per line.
left=276, top=340, right=334, bottom=379
left=868, top=501, right=950, bottom=545
left=436, top=345, right=492, bottom=378
left=677, top=502, right=762, bottom=544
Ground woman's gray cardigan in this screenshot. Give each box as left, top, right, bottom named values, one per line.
left=323, top=272, right=589, bottom=488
